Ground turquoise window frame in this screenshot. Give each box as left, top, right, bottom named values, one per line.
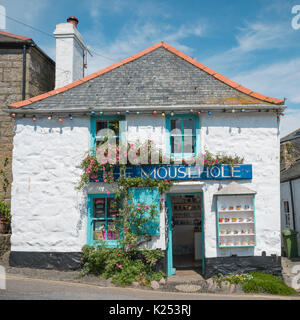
left=87, top=193, right=121, bottom=248
left=166, top=114, right=200, bottom=160
left=90, top=115, right=125, bottom=152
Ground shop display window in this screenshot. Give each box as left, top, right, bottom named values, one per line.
left=92, top=197, right=120, bottom=241
left=216, top=194, right=256, bottom=248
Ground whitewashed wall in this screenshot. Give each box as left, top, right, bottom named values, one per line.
left=11, top=117, right=90, bottom=252
left=11, top=112, right=281, bottom=257
left=200, top=113, right=281, bottom=257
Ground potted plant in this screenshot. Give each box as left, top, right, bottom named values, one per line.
left=0, top=200, right=10, bottom=234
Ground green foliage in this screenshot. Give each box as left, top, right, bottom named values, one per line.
left=115, top=176, right=172, bottom=199
left=203, top=149, right=244, bottom=166
left=212, top=272, right=297, bottom=296
left=0, top=157, right=9, bottom=198
left=242, top=272, right=297, bottom=295
left=213, top=272, right=253, bottom=286
left=80, top=172, right=170, bottom=286
left=81, top=244, right=165, bottom=286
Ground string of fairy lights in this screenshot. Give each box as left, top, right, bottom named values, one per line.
left=10, top=108, right=285, bottom=123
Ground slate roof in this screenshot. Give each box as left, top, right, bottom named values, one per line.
left=7, top=42, right=284, bottom=112
left=281, top=160, right=300, bottom=182
left=0, top=30, right=32, bottom=42
left=280, top=128, right=300, bottom=182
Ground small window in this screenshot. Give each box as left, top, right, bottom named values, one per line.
left=92, top=197, right=120, bottom=241
left=283, top=200, right=290, bottom=213
left=283, top=200, right=292, bottom=228
left=169, top=116, right=197, bottom=158
left=96, top=119, right=120, bottom=146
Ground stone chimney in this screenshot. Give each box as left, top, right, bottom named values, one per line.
left=54, top=16, right=86, bottom=89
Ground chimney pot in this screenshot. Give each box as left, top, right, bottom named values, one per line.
left=67, top=16, right=79, bottom=28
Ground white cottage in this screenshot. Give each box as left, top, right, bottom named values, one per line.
left=6, top=17, right=286, bottom=277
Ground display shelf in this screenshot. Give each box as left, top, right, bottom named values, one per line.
left=219, top=234, right=255, bottom=237
left=219, top=222, right=254, bottom=225
left=219, top=210, right=254, bottom=213
left=172, top=195, right=201, bottom=226
left=215, top=188, right=256, bottom=249
left=219, top=245, right=255, bottom=248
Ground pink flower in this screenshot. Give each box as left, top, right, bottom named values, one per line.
left=160, top=198, right=164, bottom=202
left=107, top=191, right=110, bottom=195
left=145, top=205, right=149, bottom=209
left=117, top=253, right=120, bottom=257
left=104, top=179, right=107, bottom=183
left=128, top=244, right=131, bottom=248
left=133, top=212, right=137, bottom=215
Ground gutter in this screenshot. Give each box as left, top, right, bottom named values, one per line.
left=5, top=104, right=287, bottom=114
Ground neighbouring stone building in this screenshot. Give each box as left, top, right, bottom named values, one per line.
left=280, top=128, right=300, bottom=256
left=6, top=17, right=286, bottom=278
left=0, top=30, right=55, bottom=203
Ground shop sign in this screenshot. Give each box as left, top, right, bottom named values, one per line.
left=94, top=164, right=252, bottom=181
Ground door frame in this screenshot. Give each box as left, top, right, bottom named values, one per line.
left=166, top=192, right=205, bottom=277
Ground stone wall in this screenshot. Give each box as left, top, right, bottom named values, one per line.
left=0, top=46, right=55, bottom=204
left=0, top=234, right=10, bottom=258
left=0, top=48, right=23, bottom=203
left=27, top=47, right=55, bottom=98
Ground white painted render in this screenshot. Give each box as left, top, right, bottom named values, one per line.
left=54, top=22, right=85, bottom=89
left=11, top=112, right=282, bottom=258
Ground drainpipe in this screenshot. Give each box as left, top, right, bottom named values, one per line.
left=22, top=44, right=27, bottom=100
left=289, top=179, right=296, bottom=231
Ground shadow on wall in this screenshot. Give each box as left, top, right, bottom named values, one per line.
left=75, top=191, right=87, bottom=237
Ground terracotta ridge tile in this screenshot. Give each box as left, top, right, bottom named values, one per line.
left=0, top=30, right=31, bottom=41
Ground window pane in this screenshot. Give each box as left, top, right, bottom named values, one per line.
left=96, top=121, right=107, bottom=136
left=108, top=120, right=119, bottom=136
left=183, top=136, right=195, bottom=153
left=183, top=118, right=195, bottom=135
left=93, top=221, right=105, bottom=240
left=107, top=221, right=120, bottom=240
left=171, top=136, right=182, bottom=154
left=284, top=201, right=290, bottom=213
left=107, top=198, right=119, bottom=219
left=93, top=198, right=105, bottom=218
left=171, top=119, right=182, bottom=131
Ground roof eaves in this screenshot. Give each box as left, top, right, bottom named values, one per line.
left=0, top=30, right=32, bottom=41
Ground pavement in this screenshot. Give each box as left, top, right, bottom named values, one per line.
left=0, top=274, right=300, bottom=300
left=0, top=253, right=299, bottom=300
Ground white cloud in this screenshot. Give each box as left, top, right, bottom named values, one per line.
left=232, top=58, right=300, bottom=104
left=1, top=0, right=48, bottom=35
left=85, top=20, right=205, bottom=75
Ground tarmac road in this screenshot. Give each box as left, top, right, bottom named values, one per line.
left=0, top=275, right=299, bottom=300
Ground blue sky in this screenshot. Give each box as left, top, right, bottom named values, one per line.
left=1, top=0, right=300, bottom=137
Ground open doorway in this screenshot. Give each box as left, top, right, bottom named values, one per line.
left=168, top=193, right=203, bottom=273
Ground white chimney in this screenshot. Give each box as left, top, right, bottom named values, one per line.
left=54, top=16, right=86, bottom=89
